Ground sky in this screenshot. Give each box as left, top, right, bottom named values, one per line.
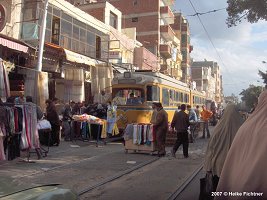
left=174, top=0, right=267, bottom=97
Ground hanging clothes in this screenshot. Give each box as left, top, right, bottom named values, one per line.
left=0, top=59, right=10, bottom=102
left=0, top=104, right=40, bottom=160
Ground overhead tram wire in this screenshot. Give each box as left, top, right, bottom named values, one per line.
left=186, top=7, right=227, bottom=17
left=187, top=0, right=235, bottom=83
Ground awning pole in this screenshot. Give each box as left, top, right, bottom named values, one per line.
left=37, top=0, right=49, bottom=72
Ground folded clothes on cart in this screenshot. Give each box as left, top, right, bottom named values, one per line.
left=37, top=119, right=51, bottom=130
left=72, top=114, right=105, bottom=124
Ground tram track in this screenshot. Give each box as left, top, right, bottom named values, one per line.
left=167, top=163, right=204, bottom=200
left=78, top=156, right=160, bottom=196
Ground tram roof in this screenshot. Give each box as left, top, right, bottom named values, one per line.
left=113, top=71, right=190, bottom=90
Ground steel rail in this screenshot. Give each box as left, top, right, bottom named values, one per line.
left=167, top=163, right=204, bottom=200
left=78, top=156, right=160, bottom=196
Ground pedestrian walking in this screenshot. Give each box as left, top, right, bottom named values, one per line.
left=171, top=104, right=190, bottom=158
left=200, top=105, right=213, bottom=138
left=62, top=104, right=73, bottom=141
left=203, top=104, right=244, bottom=193
left=45, top=99, right=60, bottom=146
left=195, top=105, right=200, bottom=120
left=215, top=89, right=267, bottom=200
left=153, top=102, right=168, bottom=157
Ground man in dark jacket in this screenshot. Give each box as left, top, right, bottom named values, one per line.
left=171, top=104, right=190, bottom=158
left=153, top=102, right=168, bottom=157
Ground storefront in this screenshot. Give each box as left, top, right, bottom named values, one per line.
left=0, top=34, right=30, bottom=102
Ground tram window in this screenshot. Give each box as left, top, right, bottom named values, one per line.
left=162, top=88, right=169, bottom=106
left=180, top=93, right=184, bottom=102
left=185, top=94, right=189, bottom=103
left=170, top=90, right=174, bottom=104
left=175, top=91, right=179, bottom=101
left=147, top=85, right=159, bottom=102
left=112, top=88, right=144, bottom=105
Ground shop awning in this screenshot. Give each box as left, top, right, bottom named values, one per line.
left=64, top=49, right=95, bottom=66
left=0, top=37, right=28, bottom=53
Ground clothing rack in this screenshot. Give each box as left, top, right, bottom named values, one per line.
left=0, top=102, right=42, bottom=162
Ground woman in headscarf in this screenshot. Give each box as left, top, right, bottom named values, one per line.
left=215, top=89, right=267, bottom=199
left=45, top=99, right=60, bottom=146
left=106, top=101, right=117, bottom=137
left=203, top=104, right=245, bottom=191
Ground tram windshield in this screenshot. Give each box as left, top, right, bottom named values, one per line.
left=112, top=88, right=144, bottom=105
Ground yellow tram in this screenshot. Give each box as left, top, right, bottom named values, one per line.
left=112, top=71, right=206, bottom=130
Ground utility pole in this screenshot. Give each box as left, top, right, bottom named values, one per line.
left=37, top=0, right=49, bottom=72
left=34, top=0, right=49, bottom=106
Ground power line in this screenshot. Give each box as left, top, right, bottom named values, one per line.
left=186, top=7, right=226, bottom=17
left=188, top=0, right=234, bottom=83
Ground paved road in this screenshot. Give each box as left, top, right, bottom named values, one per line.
left=0, top=127, right=214, bottom=199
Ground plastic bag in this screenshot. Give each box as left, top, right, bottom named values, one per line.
left=37, top=119, right=52, bottom=130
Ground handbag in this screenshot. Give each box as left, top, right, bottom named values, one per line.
left=199, top=172, right=213, bottom=200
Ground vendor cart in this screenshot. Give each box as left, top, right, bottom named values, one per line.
left=124, top=123, right=157, bottom=155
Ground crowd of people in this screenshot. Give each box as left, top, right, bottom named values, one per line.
left=1, top=94, right=118, bottom=146
left=150, top=102, right=215, bottom=157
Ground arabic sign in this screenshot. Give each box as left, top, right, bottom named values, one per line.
left=0, top=4, right=7, bottom=32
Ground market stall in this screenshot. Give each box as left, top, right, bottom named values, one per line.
left=72, top=114, right=107, bottom=146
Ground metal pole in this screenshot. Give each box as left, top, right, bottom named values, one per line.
left=37, top=0, right=49, bottom=72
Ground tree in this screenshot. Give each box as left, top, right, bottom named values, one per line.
left=226, top=0, right=267, bottom=27
left=258, top=70, right=267, bottom=87
left=239, top=85, right=263, bottom=109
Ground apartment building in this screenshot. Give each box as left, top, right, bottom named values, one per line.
left=171, top=13, right=192, bottom=83
left=191, top=60, right=223, bottom=104
left=69, top=0, right=186, bottom=80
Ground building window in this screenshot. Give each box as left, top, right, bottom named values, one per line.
left=110, top=11, right=117, bottom=29
left=181, top=34, right=187, bottom=43
left=96, top=36, right=101, bottom=59
left=132, top=17, right=138, bottom=22
left=52, top=16, right=60, bottom=45
left=133, top=0, right=137, bottom=5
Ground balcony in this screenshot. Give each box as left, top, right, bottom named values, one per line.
left=202, top=74, right=209, bottom=80
left=159, top=44, right=172, bottom=59
left=177, top=69, right=183, bottom=78
left=160, top=25, right=175, bottom=41
left=172, top=35, right=180, bottom=46
left=160, top=6, right=174, bottom=24
left=176, top=52, right=183, bottom=61
left=161, top=0, right=174, bottom=6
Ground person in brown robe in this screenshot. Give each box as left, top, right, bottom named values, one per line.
left=215, top=89, right=267, bottom=199
left=153, top=102, right=168, bottom=157
left=45, top=99, right=60, bottom=146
